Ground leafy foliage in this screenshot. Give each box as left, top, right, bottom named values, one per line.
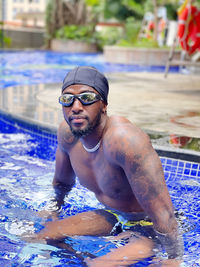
left=95, top=26, right=124, bottom=48
left=104, top=0, right=145, bottom=20
left=45, top=0, right=186, bottom=49
left=54, top=23, right=123, bottom=50
left=104, top=16, right=152, bottom=48
left=55, top=24, right=95, bottom=42
left=0, top=26, right=12, bottom=48
left=119, top=38, right=159, bottom=48
left=122, top=0, right=146, bottom=17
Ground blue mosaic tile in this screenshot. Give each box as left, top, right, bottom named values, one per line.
left=164, top=173, right=170, bottom=179
left=198, top=171, right=200, bottom=177
left=177, top=168, right=183, bottom=174
left=171, top=166, right=178, bottom=172
left=172, top=160, right=178, bottom=166
left=178, top=161, right=184, bottom=167
left=164, top=165, right=171, bottom=171
left=185, top=162, right=191, bottom=168
left=184, top=169, right=190, bottom=175
left=192, top=163, right=198, bottom=169
left=166, top=159, right=172, bottom=164
left=191, top=170, right=197, bottom=176
left=160, top=158, right=166, bottom=164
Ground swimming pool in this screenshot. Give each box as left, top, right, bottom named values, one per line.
left=0, top=50, right=179, bottom=89
left=0, top=51, right=200, bottom=266
left=0, top=111, right=199, bottom=266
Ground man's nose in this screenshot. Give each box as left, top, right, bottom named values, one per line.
left=71, top=98, right=83, bottom=113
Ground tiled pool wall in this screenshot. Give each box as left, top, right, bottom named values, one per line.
left=161, top=157, right=200, bottom=181
left=0, top=111, right=57, bottom=145
left=0, top=111, right=57, bottom=160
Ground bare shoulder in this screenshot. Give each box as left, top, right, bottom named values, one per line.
left=104, top=115, right=150, bottom=148
left=57, top=120, right=78, bottom=152
left=103, top=116, right=152, bottom=163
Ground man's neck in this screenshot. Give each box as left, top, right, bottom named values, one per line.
left=81, top=116, right=108, bottom=150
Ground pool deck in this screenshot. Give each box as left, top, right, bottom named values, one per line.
left=0, top=71, right=200, bottom=152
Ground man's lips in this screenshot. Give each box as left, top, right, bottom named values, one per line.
left=69, top=116, right=87, bottom=124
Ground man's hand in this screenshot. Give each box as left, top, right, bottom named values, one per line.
left=149, top=259, right=182, bottom=267
left=37, top=209, right=59, bottom=221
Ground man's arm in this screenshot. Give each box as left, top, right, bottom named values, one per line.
left=49, top=120, right=76, bottom=212
left=106, top=121, right=183, bottom=259
left=51, top=146, right=76, bottom=211
left=125, top=134, right=183, bottom=259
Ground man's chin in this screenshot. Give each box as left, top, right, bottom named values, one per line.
left=69, top=110, right=102, bottom=138
left=71, top=127, right=91, bottom=138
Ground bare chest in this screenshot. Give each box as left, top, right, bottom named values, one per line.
left=69, top=148, right=133, bottom=199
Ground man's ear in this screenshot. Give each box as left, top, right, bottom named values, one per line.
left=102, top=103, right=107, bottom=114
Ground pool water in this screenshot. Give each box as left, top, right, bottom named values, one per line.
left=0, top=51, right=199, bottom=266
left=0, top=50, right=179, bottom=89
left=0, top=113, right=200, bottom=266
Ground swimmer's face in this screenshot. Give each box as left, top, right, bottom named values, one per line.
left=61, top=84, right=106, bottom=138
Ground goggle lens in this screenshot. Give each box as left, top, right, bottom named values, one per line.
left=59, top=92, right=102, bottom=107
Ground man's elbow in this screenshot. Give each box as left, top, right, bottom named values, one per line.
left=154, top=212, right=184, bottom=260
left=154, top=209, right=178, bottom=235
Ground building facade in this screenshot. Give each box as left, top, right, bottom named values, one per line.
left=2, top=0, right=48, bottom=27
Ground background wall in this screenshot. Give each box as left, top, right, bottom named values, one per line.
left=4, top=28, right=45, bottom=48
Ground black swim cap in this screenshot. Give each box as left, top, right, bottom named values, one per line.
left=62, top=66, right=109, bottom=104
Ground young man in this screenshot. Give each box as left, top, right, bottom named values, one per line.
left=37, top=66, right=183, bottom=266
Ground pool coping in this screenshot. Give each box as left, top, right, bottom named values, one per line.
left=154, top=145, right=200, bottom=163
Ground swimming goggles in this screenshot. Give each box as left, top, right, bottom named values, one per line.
left=59, top=92, right=103, bottom=107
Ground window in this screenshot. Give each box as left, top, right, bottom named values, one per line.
left=12, top=8, right=17, bottom=19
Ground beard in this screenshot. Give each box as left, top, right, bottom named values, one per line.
left=69, top=110, right=102, bottom=138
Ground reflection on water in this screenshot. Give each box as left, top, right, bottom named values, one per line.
left=0, top=50, right=179, bottom=89
left=0, top=83, right=63, bottom=128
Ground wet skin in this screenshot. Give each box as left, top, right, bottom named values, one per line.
left=55, top=85, right=175, bottom=228
left=37, top=84, right=181, bottom=265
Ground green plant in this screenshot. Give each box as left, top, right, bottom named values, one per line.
left=0, top=25, right=12, bottom=48
left=118, top=38, right=157, bottom=48
left=115, top=17, right=142, bottom=46
left=124, top=17, right=141, bottom=43
left=95, top=26, right=124, bottom=48
left=55, top=24, right=96, bottom=42
left=45, top=0, right=100, bottom=44
left=104, top=0, right=146, bottom=21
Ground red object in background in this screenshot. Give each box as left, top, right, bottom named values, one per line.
left=148, top=21, right=155, bottom=31
left=170, top=134, right=191, bottom=147
left=178, top=4, right=200, bottom=54
left=146, top=21, right=155, bottom=39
